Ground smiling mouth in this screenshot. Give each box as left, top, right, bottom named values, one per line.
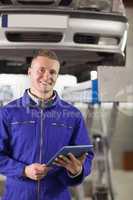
left=40, top=81, right=51, bottom=86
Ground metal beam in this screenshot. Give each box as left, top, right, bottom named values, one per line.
left=10, top=0, right=18, bottom=4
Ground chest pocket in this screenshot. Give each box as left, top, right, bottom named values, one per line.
left=51, top=122, right=73, bottom=129
left=48, top=122, right=73, bottom=147
left=9, top=120, right=36, bottom=143
left=10, top=120, right=35, bottom=125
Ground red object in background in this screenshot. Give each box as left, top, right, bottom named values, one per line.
left=123, top=151, right=133, bottom=170
left=123, top=0, right=133, bottom=7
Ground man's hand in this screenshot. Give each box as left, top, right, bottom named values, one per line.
left=24, top=163, right=51, bottom=181
left=53, top=153, right=87, bottom=176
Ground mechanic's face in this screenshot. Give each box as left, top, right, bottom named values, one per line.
left=28, top=56, right=60, bottom=98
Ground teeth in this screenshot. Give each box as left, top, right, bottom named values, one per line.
left=40, top=81, right=52, bottom=86
left=41, top=82, right=47, bottom=85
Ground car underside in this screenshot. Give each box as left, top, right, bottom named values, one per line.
left=0, top=0, right=128, bottom=81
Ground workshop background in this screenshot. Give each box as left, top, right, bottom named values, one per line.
left=0, top=0, right=133, bottom=200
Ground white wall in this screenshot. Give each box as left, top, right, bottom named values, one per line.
left=0, top=74, right=77, bottom=105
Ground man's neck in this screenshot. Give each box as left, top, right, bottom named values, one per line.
left=29, top=88, right=53, bottom=101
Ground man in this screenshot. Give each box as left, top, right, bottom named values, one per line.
left=0, top=49, right=94, bottom=200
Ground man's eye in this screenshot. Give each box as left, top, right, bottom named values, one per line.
left=50, top=70, right=56, bottom=75
left=38, top=69, right=44, bottom=73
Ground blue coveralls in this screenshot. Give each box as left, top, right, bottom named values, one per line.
left=0, top=90, right=94, bottom=200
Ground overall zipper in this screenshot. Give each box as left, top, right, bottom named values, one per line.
left=37, top=108, right=44, bottom=200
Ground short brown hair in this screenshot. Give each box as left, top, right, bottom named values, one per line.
left=32, top=49, right=59, bottom=62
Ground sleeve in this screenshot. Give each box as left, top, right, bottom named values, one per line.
left=58, top=111, right=94, bottom=186
left=0, top=108, right=26, bottom=178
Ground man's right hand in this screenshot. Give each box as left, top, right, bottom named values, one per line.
left=24, top=163, right=50, bottom=181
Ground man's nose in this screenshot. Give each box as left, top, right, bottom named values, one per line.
left=43, top=70, right=50, bottom=80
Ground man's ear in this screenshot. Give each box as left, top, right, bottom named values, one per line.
left=28, top=67, right=31, bottom=76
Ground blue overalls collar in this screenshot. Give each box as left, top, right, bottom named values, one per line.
left=22, top=89, right=59, bottom=109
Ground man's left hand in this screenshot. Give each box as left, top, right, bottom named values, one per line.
left=53, top=153, right=87, bottom=176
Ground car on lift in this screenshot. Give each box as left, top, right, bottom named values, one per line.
left=0, top=0, right=128, bottom=81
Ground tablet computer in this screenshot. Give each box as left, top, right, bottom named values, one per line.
left=46, top=144, right=93, bottom=166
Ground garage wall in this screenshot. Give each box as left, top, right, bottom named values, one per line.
left=95, top=6, right=133, bottom=169
left=111, top=6, right=133, bottom=169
